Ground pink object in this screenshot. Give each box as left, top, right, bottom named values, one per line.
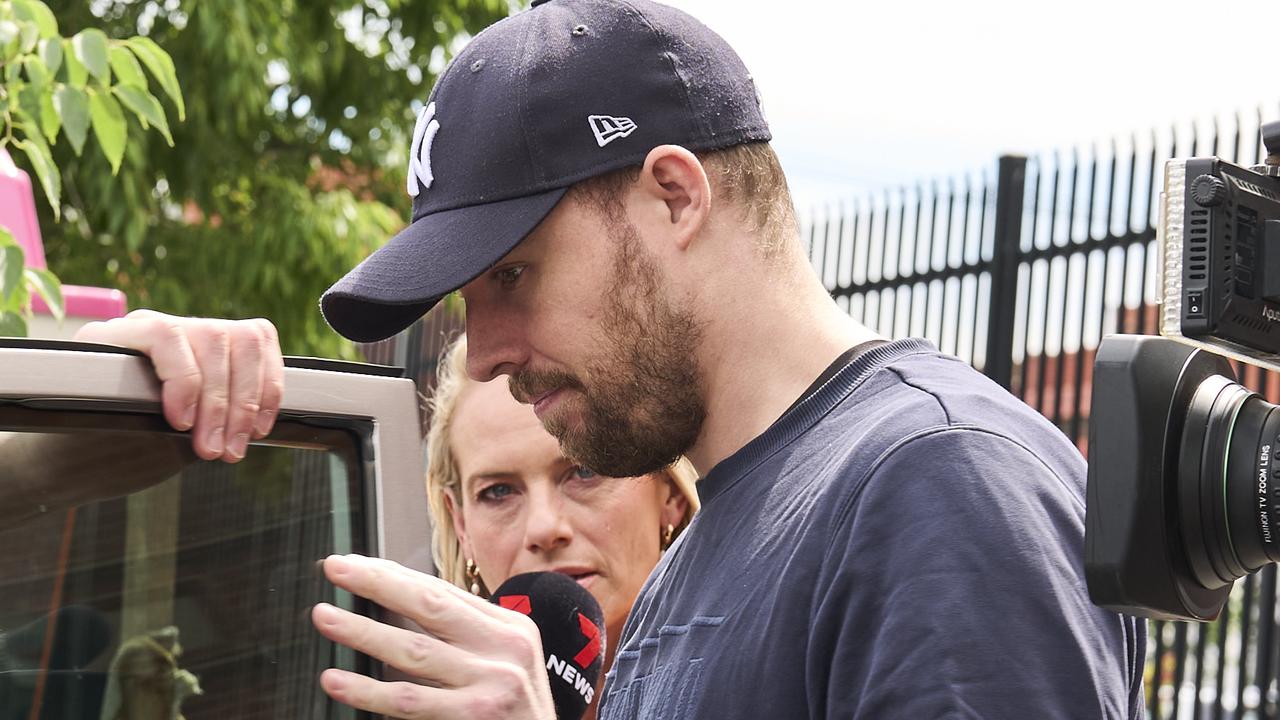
left=0, top=148, right=46, bottom=268
left=0, top=149, right=127, bottom=320
left=30, top=284, right=127, bottom=319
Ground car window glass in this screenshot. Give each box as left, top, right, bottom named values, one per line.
left=0, top=415, right=368, bottom=720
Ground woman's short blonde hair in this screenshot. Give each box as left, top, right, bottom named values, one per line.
left=425, top=334, right=701, bottom=593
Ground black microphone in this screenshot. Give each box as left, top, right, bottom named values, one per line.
left=489, top=572, right=606, bottom=720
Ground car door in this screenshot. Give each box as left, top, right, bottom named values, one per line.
left=0, top=338, right=429, bottom=720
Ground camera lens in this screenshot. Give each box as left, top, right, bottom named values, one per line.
left=1228, top=396, right=1280, bottom=565
left=1179, top=375, right=1280, bottom=589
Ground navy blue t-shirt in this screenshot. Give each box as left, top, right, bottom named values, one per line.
left=598, top=339, right=1145, bottom=719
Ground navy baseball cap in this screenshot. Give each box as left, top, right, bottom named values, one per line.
left=320, top=0, right=771, bottom=343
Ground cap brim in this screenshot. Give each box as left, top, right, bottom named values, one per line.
left=321, top=187, right=569, bottom=343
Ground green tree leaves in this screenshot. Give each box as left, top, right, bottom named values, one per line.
left=14, top=136, right=58, bottom=220
left=123, top=36, right=182, bottom=120
left=87, top=86, right=124, bottom=171
left=0, top=233, right=23, bottom=305
left=38, top=37, right=60, bottom=74
left=0, top=215, right=61, bottom=339
left=1, top=227, right=63, bottom=324
left=70, top=27, right=106, bottom=81
left=59, top=37, right=84, bottom=84
left=0, top=21, right=20, bottom=63
left=52, top=83, right=86, bottom=152
left=107, top=44, right=143, bottom=87
left=113, top=84, right=171, bottom=144
left=0, top=0, right=185, bottom=336
left=30, top=0, right=506, bottom=356
left=24, top=265, right=62, bottom=319
left=0, top=226, right=61, bottom=338
left=2, top=1, right=183, bottom=211
left=11, top=0, right=56, bottom=39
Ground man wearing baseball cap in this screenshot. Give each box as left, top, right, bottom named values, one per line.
left=71, top=0, right=1144, bottom=716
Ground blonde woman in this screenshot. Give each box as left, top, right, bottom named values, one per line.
left=424, top=334, right=698, bottom=712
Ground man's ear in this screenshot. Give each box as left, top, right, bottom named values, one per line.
left=443, top=488, right=474, bottom=558
left=639, top=144, right=711, bottom=252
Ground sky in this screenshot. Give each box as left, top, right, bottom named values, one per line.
left=669, top=0, right=1278, bottom=211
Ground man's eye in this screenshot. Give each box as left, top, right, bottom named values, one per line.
left=571, top=466, right=598, bottom=481
left=495, top=266, right=525, bottom=288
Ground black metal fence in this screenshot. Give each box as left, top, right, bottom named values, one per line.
left=801, top=108, right=1278, bottom=719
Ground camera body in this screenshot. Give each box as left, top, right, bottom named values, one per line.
left=1160, top=156, right=1280, bottom=364
left=1086, top=125, right=1280, bottom=621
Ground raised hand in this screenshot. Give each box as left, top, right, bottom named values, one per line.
left=312, top=554, right=556, bottom=720
left=75, top=309, right=285, bottom=462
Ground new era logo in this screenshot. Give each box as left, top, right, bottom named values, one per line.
left=588, top=115, right=637, bottom=147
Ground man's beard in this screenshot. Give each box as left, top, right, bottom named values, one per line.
left=509, top=220, right=706, bottom=478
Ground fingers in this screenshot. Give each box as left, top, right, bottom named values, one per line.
left=254, top=319, right=284, bottom=439
left=317, top=556, right=554, bottom=720
left=312, top=603, right=471, bottom=685
left=223, top=322, right=265, bottom=460
left=215, top=318, right=282, bottom=459
left=323, top=555, right=521, bottom=636
left=322, top=555, right=483, bottom=643
left=359, top=555, right=518, bottom=623
left=73, top=310, right=286, bottom=463
left=319, top=669, right=457, bottom=720
left=183, top=322, right=231, bottom=460
left=76, top=311, right=204, bottom=434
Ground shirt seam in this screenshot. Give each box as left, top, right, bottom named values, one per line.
left=886, top=365, right=953, bottom=425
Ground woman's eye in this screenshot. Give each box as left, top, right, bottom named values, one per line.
left=495, top=265, right=525, bottom=288
left=478, top=483, right=515, bottom=502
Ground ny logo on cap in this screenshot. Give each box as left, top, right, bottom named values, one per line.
left=588, top=115, right=637, bottom=148
left=407, top=102, right=440, bottom=197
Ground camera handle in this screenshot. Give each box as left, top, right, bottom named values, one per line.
left=1254, top=120, right=1280, bottom=176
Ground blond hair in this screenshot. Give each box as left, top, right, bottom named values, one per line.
left=425, top=334, right=701, bottom=593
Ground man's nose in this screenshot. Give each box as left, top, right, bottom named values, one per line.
left=463, top=302, right=528, bottom=382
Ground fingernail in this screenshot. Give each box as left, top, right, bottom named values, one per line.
left=228, top=432, right=249, bottom=459
left=207, top=427, right=224, bottom=455
left=255, top=409, right=275, bottom=437
left=181, top=404, right=197, bottom=430
left=322, top=669, right=346, bottom=692
left=313, top=602, right=339, bottom=625
left=325, top=555, right=348, bottom=575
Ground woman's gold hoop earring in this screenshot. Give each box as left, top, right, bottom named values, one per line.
left=465, top=558, right=482, bottom=595
left=661, top=523, right=675, bottom=550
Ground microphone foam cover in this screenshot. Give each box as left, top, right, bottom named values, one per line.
left=489, top=571, right=606, bottom=720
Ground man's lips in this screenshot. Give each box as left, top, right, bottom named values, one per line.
left=530, top=388, right=565, bottom=418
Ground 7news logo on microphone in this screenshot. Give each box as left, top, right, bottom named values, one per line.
left=490, top=572, right=606, bottom=720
